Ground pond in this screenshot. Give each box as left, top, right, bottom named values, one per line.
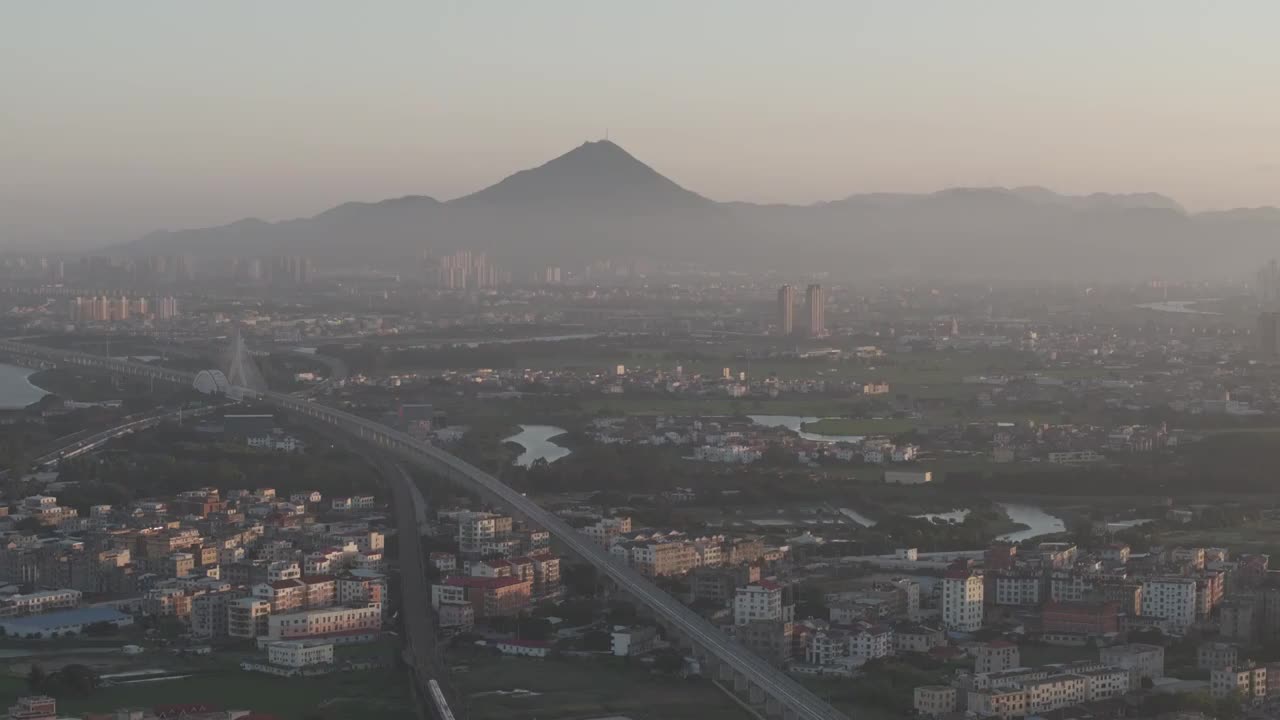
left=505, top=425, right=571, bottom=467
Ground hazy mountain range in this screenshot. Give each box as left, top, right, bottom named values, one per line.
left=122, top=140, right=1280, bottom=280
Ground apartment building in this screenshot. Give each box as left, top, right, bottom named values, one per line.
left=190, top=587, right=242, bottom=639
left=975, top=641, right=1020, bottom=674
left=265, top=602, right=381, bottom=643
left=805, top=630, right=846, bottom=666
left=268, top=640, right=334, bottom=668
left=894, top=624, right=946, bottom=654
left=145, top=587, right=192, bottom=619
left=337, top=572, right=387, bottom=609
left=1219, top=599, right=1254, bottom=642
left=457, top=513, right=514, bottom=554
left=435, top=576, right=532, bottom=618
left=581, top=516, right=632, bottom=547
left=1025, top=674, right=1088, bottom=715
left=735, top=581, right=790, bottom=625
left=913, top=686, right=957, bottom=717
left=1048, top=571, right=1091, bottom=603
left=428, top=552, right=456, bottom=573
left=1171, top=547, right=1206, bottom=570
left=942, top=568, right=984, bottom=632
left=1195, top=572, right=1225, bottom=619
left=1198, top=642, right=1239, bottom=671
left=1100, top=544, right=1131, bottom=565
left=850, top=624, right=893, bottom=660
left=1140, top=577, right=1197, bottom=633
left=1097, top=582, right=1143, bottom=616
left=992, top=573, right=1042, bottom=606
left=1210, top=664, right=1267, bottom=702
left=627, top=540, right=699, bottom=578
left=228, top=597, right=271, bottom=639
left=0, top=589, right=81, bottom=617
left=735, top=620, right=795, bottom=666
left=967, top=687, right=1028, bottom=718
left=437, top=601, right=474, bottom=633
left=1078, top=667, right=1127, bottom=701
left=254, top=579, right=306, bottom=613
left=1100, top=643, right=1165, bottom=690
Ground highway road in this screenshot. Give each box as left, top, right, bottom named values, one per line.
left=21, top=404, right=222, bottom=472
left=380, top=458, right=458, bottom=719
left=0, top=339, right=849, bottom=720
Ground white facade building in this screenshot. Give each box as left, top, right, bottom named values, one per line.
left=942, top=569, right=984, bottom=632
left=1141, top=578, right=1197, bottom=633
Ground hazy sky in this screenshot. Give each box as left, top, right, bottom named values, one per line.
left=3, top=1, right=1279, bottom=248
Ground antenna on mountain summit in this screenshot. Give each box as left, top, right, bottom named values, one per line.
left=605, top=128, right=609, bottom=141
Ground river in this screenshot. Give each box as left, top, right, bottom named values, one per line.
left=1135, top=299, right=1222, bottom=316
left=505, top=425, right=572, bottom=467
left=996, top=503, right=1067, bottom=542
left=0, top=363, right=49, bottom=409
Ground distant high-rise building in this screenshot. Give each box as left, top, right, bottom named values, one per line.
left=1258, top=312, right=1280, bottom=359
left=438, top=250, right=504, bottom=289
left=155, top=296, right=179, bottom=321
left=806, top=284, right=826, bottom=338
left=1259, top=260, right=1280, bottom=310
left=776, top=285, right=795, bottom=336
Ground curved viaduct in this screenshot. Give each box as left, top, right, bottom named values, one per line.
left=0, top=339, right=849, bottom=720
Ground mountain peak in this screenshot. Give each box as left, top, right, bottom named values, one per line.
left=450, top=139, right=709, bottom=211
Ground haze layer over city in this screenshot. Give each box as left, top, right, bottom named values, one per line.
left=2, top=4, right=1280, bottom=720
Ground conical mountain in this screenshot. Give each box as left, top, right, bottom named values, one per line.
left=450, top=140, right=710, bottom=212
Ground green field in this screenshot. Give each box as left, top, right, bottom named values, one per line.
left=577, top=394, right=862, bottom=417
left=799, top=418, right=918, bottom=436
left=0, top=669, right=414, bottom=719
left=1152, top=517, right=1280, bottom=554
left=453, top=655, right=749, bottom=720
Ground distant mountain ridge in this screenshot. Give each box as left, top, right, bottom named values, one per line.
left=121, top=140, right=1278, bottom=280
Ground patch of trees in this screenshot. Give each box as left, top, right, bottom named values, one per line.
left=27, top=663, right=98, bottom=697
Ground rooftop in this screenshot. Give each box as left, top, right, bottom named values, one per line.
left=0, top=607, right=128, bottom=629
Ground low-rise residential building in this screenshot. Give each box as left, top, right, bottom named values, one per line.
left=0, top=589, right=81, bottom=617
left=992, top=573, right=1042, bottom=606
left=268, top=640, right=334, bottom=667
left=1025, top=673, right=1088, bottom=714
left=975, top=641, right=1020, bottom=674
left=1198, top=642, right=1239, bottom=671
left=611, top=625, right=658, bottom=657
left=968, top=687, right=1028, bottom=718
left=913, top=685, right=957, bottom=716
left=1210, top=664, right=1267, bottom=702
left=228, top=597, right=271, bottom=639
left=894, top=623, right=946, bottom=654
left=850, top=624, right=893, bottom=660
left=433, top=576, right=532, bottom=618
left=1100, top=643, right=1165, bottom=690
left=437, top=600, right=474, bottom=633
left=265, top=603, right=381, bottom=644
